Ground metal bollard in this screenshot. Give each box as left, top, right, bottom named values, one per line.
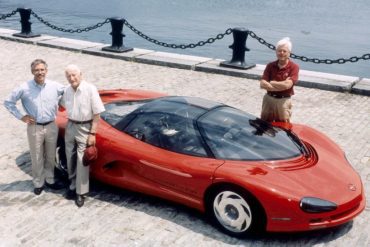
left=220, top=28, right=255, bottom=70
left=102, top=18, right=133, bottom=53
left=13, top=8, right=40, bottom=38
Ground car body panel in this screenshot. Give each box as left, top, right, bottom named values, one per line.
left=56, top=88, right=365, bottom=233
left=91, top=121, right=224, bottom=210
left=212, top=124, right=365, bottom=232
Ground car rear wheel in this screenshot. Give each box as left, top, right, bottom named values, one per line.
left=207, top=186, right=265, bottom=237
left=55, top=139, right=68, bottom=179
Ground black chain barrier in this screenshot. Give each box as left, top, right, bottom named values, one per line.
left=123, top=18, right=233, bottom=49
left=2, top=8, right=370, bottom=65
left=248, top=30, right=370, bottom=64
left=30, top=10, right=110, bottom=33
left=0, top=10, right=18, bottom=20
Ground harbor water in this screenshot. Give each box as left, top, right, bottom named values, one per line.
left=0, top=0, right=369, bottom=78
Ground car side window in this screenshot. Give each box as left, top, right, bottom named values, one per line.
left=101, top=101, right=146, bottom=128
left=125, top=112, right=207, bottom=157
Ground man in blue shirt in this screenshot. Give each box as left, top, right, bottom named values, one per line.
left=4, top=59, right=66, bottom=195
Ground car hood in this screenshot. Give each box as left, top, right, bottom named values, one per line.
left=217, top=155, right=362, bottom=206
left=214, top=125, right=363, bottom=204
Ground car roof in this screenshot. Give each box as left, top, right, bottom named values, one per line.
left=134, top=96, right=225, bottom=118
left=162, top=96, right=224, bottom=110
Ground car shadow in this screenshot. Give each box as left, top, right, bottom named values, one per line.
left=0, top=179, right=34, bottom=192
left=88, top=180, right=353, bottom=245
left=15, top=151, right=32, bottom=176
left=249, top=223, right=352, bottom=243
left=10, top=151, right=68, bottom=195
left=11, top=151, right=353, bottom=245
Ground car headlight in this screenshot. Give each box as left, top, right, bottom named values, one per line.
left=300, top=197, right=337, bottom=213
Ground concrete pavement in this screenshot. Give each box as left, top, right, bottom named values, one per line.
left=0, top=34, right=369, bottom=247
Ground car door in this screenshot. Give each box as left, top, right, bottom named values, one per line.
left=124, top=111, right=224, bottom=198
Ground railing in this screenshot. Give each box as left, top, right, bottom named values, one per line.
left=1, top=8, right=370, bottom=70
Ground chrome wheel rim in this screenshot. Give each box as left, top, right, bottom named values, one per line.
left=213, top=190, right=252, bottom=233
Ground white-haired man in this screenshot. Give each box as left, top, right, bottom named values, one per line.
left=61, top=64, right=105, bottom=207
left=260, top=37, right=299, bottom=122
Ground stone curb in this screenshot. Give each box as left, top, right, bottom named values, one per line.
left=1, top=28, right=369, bottom=96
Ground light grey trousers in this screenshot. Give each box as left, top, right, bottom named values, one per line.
left=27, top=122, right=58, bottom=188
left=65, top=121, right=90, bottom=195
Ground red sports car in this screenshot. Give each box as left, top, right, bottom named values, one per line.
left=56, top=89, right=365, bottom=237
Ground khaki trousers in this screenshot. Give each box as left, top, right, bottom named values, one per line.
left=65, top=121, right=90, bottom=195
left=27, top=122, right=58, bottom=188
left=261, top=94, right=292, bottom=122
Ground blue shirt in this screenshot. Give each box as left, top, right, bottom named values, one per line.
left=4, top=79, right=65, bottom=123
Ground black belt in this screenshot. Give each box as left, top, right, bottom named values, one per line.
left=36, top=121, right=53, bottom=126
left=69, top=119, right=92, bottom=124
left=267, top=93, right=291, bottom=99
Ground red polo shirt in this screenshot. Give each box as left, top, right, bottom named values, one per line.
left=262, top=60, right=299, bottom=96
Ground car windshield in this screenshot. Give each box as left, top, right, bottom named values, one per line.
left=101, top=97, right=303, bottom=161
left=198, top=107, right=302, bottom=161
left=101, top=97, right=215, bottom=157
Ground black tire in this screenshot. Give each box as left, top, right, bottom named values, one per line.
left=55, top=138, right=68, bottom=179
left=206, top=185, right=266, bottom=238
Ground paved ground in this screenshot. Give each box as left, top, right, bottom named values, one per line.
left=0, top=38, right=369, bottom=247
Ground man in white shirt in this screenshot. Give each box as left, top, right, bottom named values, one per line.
left=61, top=64, right=105, bottom=207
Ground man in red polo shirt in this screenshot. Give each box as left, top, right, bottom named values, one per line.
left=260, top=37, right=299, bottom=122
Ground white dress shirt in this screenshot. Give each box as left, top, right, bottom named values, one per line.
left=61, top=81, right=105, bottom=121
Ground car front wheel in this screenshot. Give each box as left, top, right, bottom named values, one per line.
left=207, top=186, right=265, bottom=237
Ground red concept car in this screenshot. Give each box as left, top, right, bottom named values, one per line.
left=56, top=89, right=365, bottom=237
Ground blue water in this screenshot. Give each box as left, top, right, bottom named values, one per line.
left=1, top=0, right=369, bottom=78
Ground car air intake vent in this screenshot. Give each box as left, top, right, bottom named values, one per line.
left=273, top=142, right=318, bottom=171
